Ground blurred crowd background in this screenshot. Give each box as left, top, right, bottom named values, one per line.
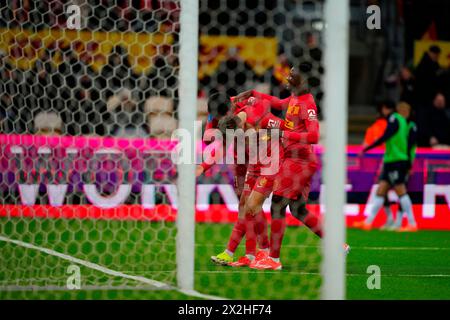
left=0, top=0, right=449, bottom=148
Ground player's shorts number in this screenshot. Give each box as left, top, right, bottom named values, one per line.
left=388, top=171, right=399, bottom=184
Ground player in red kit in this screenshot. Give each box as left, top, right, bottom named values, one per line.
left=217, top=102, right=283, bottom=267
left=235, top=64, right=350, bottom=270
left=196, top=92, right=247, bottom=191
left=203, top=92, right=303, bottom=266
left=213, top=89, right=326, bottom=268
left=197, top=93, right=273, bottom=265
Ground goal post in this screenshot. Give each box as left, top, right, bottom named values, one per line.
left=176, top=0, right=199, bottom=292
left=322, top=0, right=350, bottom=300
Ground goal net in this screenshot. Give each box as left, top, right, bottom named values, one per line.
left=0, top=0, right=346, bottom=299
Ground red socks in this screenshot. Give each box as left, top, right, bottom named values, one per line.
left=303, top=212, right=323, bottom=238
left=255, top=212, right=269, bottom=250
left=269, top=218, right=287, bottom=259
left=244, top=215, right=257, bottom=256
left=246, top=212, right=270, bottom=256
left=226, top=219, right=246, bottom=253
left=226, top=214, right=270, bottom=256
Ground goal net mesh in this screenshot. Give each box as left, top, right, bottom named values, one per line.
left=0, top=0, right=325, bottom=299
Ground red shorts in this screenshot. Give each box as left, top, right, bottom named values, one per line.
left=272, top=157, right=318, bottom=200
left=243, top=170, right=275, bottom=198
left=241, top=144, right=282, bottom=198
left=244, top=164, right=275, bottom=197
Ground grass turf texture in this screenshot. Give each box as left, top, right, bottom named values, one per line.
left=1, top=218, right=449, bottom=299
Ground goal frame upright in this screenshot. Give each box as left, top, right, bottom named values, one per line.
left=176, top=0, right=199, bottom=292
left=322, top=0, right=350, bottom=300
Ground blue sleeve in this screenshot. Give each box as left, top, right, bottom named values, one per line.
left=364, top=114, right=399, bottom=152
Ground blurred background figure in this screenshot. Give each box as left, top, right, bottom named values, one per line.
left=270, top=48, right=291, bottom=99
left=201, top=46, right=256, bottom=97
left=100, top=45, right=138, bottom=101
left=33, top=111, right=63, bottom=136
left=413, top=45, right=447, bottom=146
left=145, top=96, right=177, bottom=138
left=362, top=101, right=396, bottom=149
left=428, top=92, right=450, bottom=148
left=399, top=65, right=416, bottom=105
left=107, top=88, right=148, bottom=137
left=361, top=100, right=396, bottom=230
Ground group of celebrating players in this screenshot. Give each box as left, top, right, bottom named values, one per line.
left=196, top=63, right=350, bottom=271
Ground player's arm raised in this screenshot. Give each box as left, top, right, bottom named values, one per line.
left=252, top=91, right=290, bottom=111
left=257, top=105, right=319, bottom=144
left=235, top=90, right=290, bottom=111
left=361, top=114, right=399, bottom=154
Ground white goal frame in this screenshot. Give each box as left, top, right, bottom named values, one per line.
left=322, top=0, right=349, bottom=300
left=177, top=0, right=199, bottom=291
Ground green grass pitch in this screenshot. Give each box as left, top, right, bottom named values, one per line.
left=1, top=218, right=450, bottom=299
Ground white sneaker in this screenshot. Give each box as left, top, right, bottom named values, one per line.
left=386, top=224, right=401, bottom=231
left=380, top=221, right=395, bottom=230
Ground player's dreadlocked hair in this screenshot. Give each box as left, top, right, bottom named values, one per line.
left=217, top=115, right=241, bottom=136
left=208, top=91, right=231, bottom=119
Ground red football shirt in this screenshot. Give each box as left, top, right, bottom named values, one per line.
left=251, top=91, right=319, bottom=159
left=200, top=96, right=256, bottom=172
left=200, top=95, right=278, bottom=172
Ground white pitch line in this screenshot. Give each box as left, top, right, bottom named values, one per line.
left=193, top=270, right=450, bottom=278
left=0, top=285, right=163, bottom=292
left=119, top=269, right=450, bottom=279
left=178, top=289, right=228, bottom=300
left=193, top=243, right=450, bottom=251
left=0, top=235, right=168, bottom=288
left=26, top=241, right=450, bottom=251
left=0, top=235, right=226, bottom=300
left=352, top=246, right=450, bottom=251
